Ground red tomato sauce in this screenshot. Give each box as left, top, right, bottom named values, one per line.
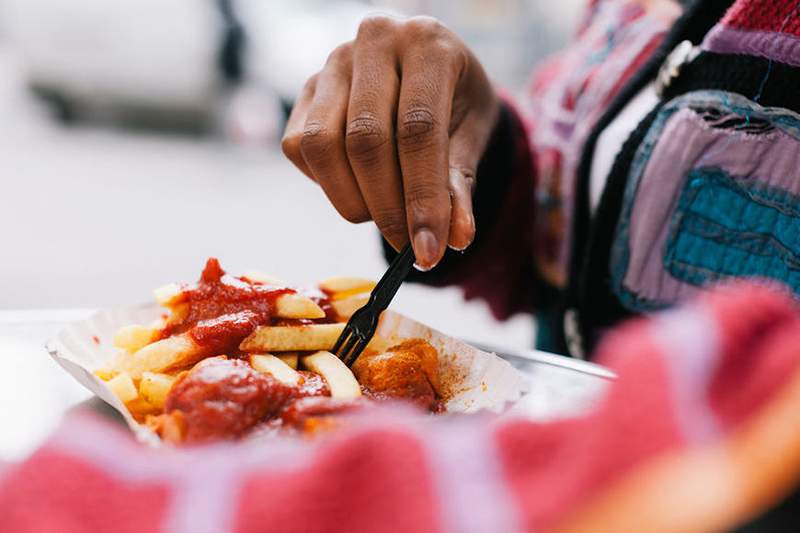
left=166, top=358, right=296, bottom=443
left=160, top=258, right=299, bottom=353
left=165, top=359, right=347, bottom=443
left=279, top=396, right=366, bottom=430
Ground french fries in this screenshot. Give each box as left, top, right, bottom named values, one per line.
left=277, top=353, right=299, bottom=369
left=113, top=324, right=159, bottom=353
left=126, top=397, right=160, bottom=419
left=106, top=372, right=138, bottom=403
left=114, top=298, right=324, bottom=378
left=274, top=293, right=325, bottom=319
left=147, top=411, right=186, bottom=444
left=302, top=351, right=361, bottom=399
left=242, top=271, right=286, bottom=285
left=122, top=334, right=208, bottom=379
left=319, top=276, right=376, bottom=300
left=154, top=283, right=182, bottom=307
left=249, top=354, right=301, bottom=386
left=139, top=372, right=176, bottom=408
left=319, top=276, right=375, bottom=295
left=94, top=367, right=116, bottom=381
left=105, top=259, right=423, bottom=445
left=240, top=323, right=345, bottom=353
left=331, top=294, right=369, bottom=320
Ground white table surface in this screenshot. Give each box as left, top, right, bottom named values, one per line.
left=0, top=309, right=612, bottom=461
left=0, top=310, right=99, bottom=460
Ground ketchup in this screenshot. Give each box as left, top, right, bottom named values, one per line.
left=166, top=358, right=295, bottom=443
left=160, top=258, right=295, bottom=353
left=165, top=360, right=338, bottom=442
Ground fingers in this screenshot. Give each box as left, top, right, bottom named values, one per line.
left=346, top=17, right=407, bottom=250
left=282, top=15, right=500, bottom=270
left=396, top=20, right=464, bottom=269
left=299, top=44, right=370, bottom=223
left=281, top=74, right=318, bottom=180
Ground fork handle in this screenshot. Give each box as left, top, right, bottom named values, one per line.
left=368, top=243, right=416, bottom=313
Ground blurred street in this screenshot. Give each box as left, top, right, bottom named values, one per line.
left=0, top=49, right=534, bottom=348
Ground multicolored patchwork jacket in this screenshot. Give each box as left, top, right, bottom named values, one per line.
left=394, top=0, right=800, bottom=357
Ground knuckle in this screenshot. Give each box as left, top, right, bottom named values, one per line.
left=325, top=42, right=353, bottom=66
left=345, top=114, right=389, bottom=159
left=397, top=107, right=438, bottom=149
left=403, top=17, right=461, bottom=64
left=431, top=38, right=461, bottom=61
left=407, top=182, right=441, bottom=207
left=280, top=133, right=299, bottom=159
left=404, top=16, right=445, bottom=39
left=373, top=209, right=407, bottom=239
left=338, top=204, right=371, bottom=224
left=304, top=72, right=320, bottom=92
left=357, top=15, right=396, bottom=40
left=299, top=122, right=336, bottom=159
left=406, top=182, right=448, bottom=221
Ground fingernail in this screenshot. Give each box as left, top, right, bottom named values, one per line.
left=413, top=228, right=439, bottom=271
left=448, top=213, right=476, bottom=252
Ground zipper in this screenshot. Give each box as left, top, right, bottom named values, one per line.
left=655, top=39, right=699, bottom=98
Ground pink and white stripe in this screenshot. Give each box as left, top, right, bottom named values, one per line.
left=4, top=283, right=800, bottom=532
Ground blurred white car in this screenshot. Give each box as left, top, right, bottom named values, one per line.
left=2, top=0, right=377, bottom=130
left=4, top=0, right=221, bottom=121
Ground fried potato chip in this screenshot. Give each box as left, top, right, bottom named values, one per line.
left=154, top=283, right=183, bottom=307
left=319, top=276, right=376, bottom=295
left=122, top=334, right=208, bottom=379
left=249, top=354, right=301, bottom=386
left=113, top=324, right=159, bottom=353
left=240, top=323, right=345, bottom=352
left=319, top=277, right=376, bottom=301
left=330, top=294, right=369, bottom=321
left=302, top=351, right=361, bottom=399
left=277, top=353, right=299, bottom=369
left=147, top=411, right=186, bottom=443
left=241, top=271, right=287, bottom=286
left=165, top=303, right=189, bottom=325
left=275, top=293, right=325, bottom=319
left=94, top=368, right=117, bottom=381
left=139, top=372, right=177, bottom=408
left=126, top=397, right=161, bottom=420
left=106, top=372, right=138, bottom=403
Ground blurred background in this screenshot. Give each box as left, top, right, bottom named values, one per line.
left=0, top=0, right=583, bottom=348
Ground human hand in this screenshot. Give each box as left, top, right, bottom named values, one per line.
left=282, top=15, right=499, bottom=270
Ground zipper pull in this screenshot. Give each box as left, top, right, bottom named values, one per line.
left=563, top=308, right=586, bottom=360
left=655, top=39, right=699, bottom=98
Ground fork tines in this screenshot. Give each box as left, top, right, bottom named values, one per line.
left=332, top=243, right=416, bottom=367
left=332, top=325, right=369, bottom=368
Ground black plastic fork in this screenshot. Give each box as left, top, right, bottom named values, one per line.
left=332, top=243, right=416, bottom=367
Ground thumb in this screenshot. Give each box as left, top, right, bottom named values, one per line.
left=446, top=166, right=476, bottom=251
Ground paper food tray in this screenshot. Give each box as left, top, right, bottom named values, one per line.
left=47, top=305, right=528, bottom=445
